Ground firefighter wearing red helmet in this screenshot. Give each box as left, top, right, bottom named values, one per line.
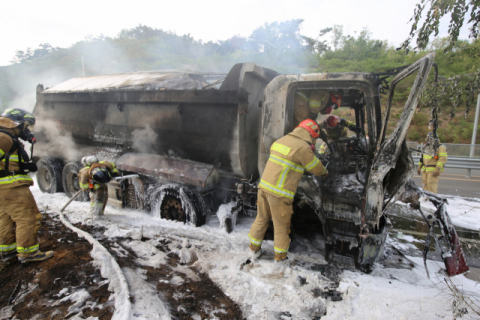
left=293, top=90, right=341, bottom=126
left=248, top=119, right=328, bottom=263
left=78, top=158, right=119, bottom=219
left=319, top=115, right=361, bottom=141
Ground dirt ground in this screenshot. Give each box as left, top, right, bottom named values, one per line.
left=0, top=213, right=243, bottom=320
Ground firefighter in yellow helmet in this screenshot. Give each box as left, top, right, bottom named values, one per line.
left=417, top=132, right=448, bottom=193
left=0, top=108, right=54, bottom=263
left=293, top=91, right=341, bottom=126
left=78, top=156, right=119, bottom=219
left=248, top=119, right=328, bottom=263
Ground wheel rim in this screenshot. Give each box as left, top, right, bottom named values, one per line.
left=66, top=171, right=80, bottom=193
left=161, top=196, right=185, bottom=222
left=38, top=167, right=52, bottom=191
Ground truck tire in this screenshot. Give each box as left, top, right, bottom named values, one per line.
left=150, top=187, right=206, bottom=227
left=37, top=158, right=64, bottom=193
left=62, top=162, right=89, bottom=201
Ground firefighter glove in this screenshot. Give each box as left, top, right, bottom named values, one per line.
left=433, top=167, right=441, bottom=177
left=321, top=170, right=329, bottom=178
left=350, top=126, right=362, bottom=134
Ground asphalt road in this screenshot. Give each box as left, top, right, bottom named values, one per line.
left=411, top=167, right=480, bottom=198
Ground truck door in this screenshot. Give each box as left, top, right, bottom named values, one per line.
left=364, top=52, right=435, bottom=226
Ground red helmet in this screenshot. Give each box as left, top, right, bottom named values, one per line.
left=297, top=119, right=320, bottom=139
left=326, top=115, right=340, bottom=128
left=330, top=92, right=342, bottom=109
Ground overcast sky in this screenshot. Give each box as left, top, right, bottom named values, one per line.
left=0, top=0, right=469, bottom=67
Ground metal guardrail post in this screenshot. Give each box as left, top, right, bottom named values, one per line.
left=466, top=94, right=480, bottom=178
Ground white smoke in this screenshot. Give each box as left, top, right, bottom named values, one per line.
left=131, top=125, right=158, bottom=154
left=35, top=119, right=78, bottom=160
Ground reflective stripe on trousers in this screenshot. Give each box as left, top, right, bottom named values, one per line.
left=0, top=242, right=16, bottom=252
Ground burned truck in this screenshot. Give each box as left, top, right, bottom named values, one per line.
left=33, top=53, right=438, bottom=270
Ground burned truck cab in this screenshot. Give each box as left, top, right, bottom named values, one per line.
left=259, top=53, right=435, bottom=270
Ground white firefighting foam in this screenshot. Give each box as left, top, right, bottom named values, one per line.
left=30, top=177, right=480, bottom=320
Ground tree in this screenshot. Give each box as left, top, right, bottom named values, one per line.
left=302, top=27, right=333, bottom=55
left=403, top=0, right=480, bottom=130
left=401, top=0, right=480, bottom=52
left=10, top=43, right=58, bottom=64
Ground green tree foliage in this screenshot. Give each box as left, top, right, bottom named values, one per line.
left=401, top=0, right=480, bottom=52
left=10, top=43, right=59, bottom=64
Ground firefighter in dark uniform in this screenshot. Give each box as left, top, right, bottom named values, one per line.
left=0, top=108, right=54, bottom=263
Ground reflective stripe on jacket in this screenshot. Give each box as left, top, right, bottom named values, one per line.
left=308, top=90, right=329, bottom=114
left=259, top=127, right=326, bottom=199
left=0, top=131, right=33, bottom=190
left=420, top=145, right=448, bottom=172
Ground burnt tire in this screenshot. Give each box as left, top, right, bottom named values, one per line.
left=37, top=158, right=64, bottom=193
left=150, top=187, right=207, bottom=227
left=62, top=162, right=89, bottom=201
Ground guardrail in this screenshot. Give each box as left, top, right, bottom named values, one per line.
left=407, top=142, right=480, bottom=158
left=412, top=155, right=480, bottom=170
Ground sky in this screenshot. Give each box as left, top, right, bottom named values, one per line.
left=0, top=0, right=471, bottom=67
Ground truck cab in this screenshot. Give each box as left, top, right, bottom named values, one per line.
left=259, top=53, right=435, bottom=270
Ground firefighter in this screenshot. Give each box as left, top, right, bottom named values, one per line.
left=0, top=108, right=54, bottom=263
left=78, top=157, right=119, bottom=219
left=319, top=115, right=361, bottom=141
left=248, top=119, right=328, bottom=263
left=417, top=132, right=448, bottom=193
left=293, top=91, right=341, bottom=126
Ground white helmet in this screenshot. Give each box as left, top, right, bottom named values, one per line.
left=81, top=155, right=99, bottom=166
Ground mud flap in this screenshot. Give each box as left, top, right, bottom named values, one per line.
left=355, top=228, right=387, bottom=272
left=444, top=227, right=469, bottom=276
left=420, top=191, right=469, bottom=277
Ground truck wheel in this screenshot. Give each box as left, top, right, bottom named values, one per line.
left=37, top=158, right=64, bottom=193
left=150, top=187, right=206, bottom=227
left=62, top=162, right=89, bottom=201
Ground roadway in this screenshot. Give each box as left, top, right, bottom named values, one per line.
left=411, top=167, right=480, bottom=198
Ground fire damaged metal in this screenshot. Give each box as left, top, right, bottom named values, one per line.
left=399, top=180, right=469, bottom=276
left=32, top=54, right=468, bottom=273
left=116, top=153, right=220, bottom=188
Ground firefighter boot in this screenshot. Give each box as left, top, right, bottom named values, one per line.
left=0, top=251, right=17, bottom=262
left=19, top=251, right=54, bottom=263
left=275, top=253, right=295, bottom=266
left=249, top=246, right=263, bottom=260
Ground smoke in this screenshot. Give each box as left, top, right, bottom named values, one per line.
left=35, top=119, right=78, bottom=161
left=131, top=125, right=158, bottom=154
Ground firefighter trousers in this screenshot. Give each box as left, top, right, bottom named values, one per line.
left=248, top=189, right=293, bottom=260
left=422, top=171, right=440, bottom=194
left=0, top=185, right=42, bottom=258
left=89, top=184, right=108, bottom=217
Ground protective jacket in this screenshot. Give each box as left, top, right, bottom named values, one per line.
left=259, top=127, right=327, bottom=200
left=319, top=117, right=356, bottom=141
left=79, top=161, right=119, bottom=191
left=0, top=116, right=41, bottom=258
left=293, top=90, right=330, bottom=126
left=0, top=117, right=33, bottom=190
left=418, top=145, right=448, bottom=173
